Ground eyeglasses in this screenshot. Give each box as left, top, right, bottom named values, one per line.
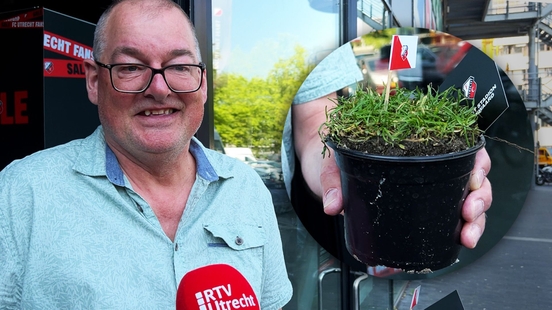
left=95, top=61, right=206, bottom=93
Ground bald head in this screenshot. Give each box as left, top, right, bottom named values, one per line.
left=92, top=0, right=201, bottom=62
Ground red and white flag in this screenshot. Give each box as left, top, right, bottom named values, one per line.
left=410, top=285, right=421, bottom=309
left=389, top=35, right=418, bottom=70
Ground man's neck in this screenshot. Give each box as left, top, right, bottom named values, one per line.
left=111, top=144, right=197, bottom=241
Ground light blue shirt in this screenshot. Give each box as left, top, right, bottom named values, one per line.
left=282, top=43, right=364, bottom=194
left=0, top=126, right=292, bottom=309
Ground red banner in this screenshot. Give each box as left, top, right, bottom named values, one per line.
left=43, top=59, right=86, bottom=78
left=0, top=8, right=43, bottom=28
left=43, top=31, right=93, bottom=61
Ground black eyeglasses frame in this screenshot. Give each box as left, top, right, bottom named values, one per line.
left=94, top=60, right=206, bottom=94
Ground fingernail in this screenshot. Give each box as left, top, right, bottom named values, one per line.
left=469, top=223, right=482, bottom=248
left=472, top=169, right=485, bottom=189
left=476, top=199, right=485, bottom=217
left=323, top=188, right=338, bottom=210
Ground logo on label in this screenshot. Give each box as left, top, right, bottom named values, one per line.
left=44, top=61, right=54, bottom=74
left=462, top=76, right=477, bottom=100
left=400, top=45, right=408, bottom=61
left=194, top=284, right=256, bottom=310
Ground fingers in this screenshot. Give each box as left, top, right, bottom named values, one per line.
left=461, top=148, right=492, bottom=248
left=469, top=148, right=491, bottom=190
left=461, top=174, right=492, bottom=248
left=319, top=151, right=343, bottom=215
left=463, top=176, right=492, bottom=221
left=461, top=210, right=487, bottom=249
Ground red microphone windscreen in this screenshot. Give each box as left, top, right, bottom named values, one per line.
left=176, top=264, right=260, bottom=310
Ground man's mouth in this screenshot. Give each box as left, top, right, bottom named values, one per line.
left=142, top=109, right=175, bottom=116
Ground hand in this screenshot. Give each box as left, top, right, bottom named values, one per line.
left=291, top=93, right=346, bottom=215
left=460, top=148, right=492, bottom=248
left=319, top=148, right=343, bottom=215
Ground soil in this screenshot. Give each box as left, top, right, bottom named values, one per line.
left=337, top=135, right=472, bottom=157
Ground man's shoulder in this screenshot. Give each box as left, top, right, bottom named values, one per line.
left=0, top=128, right=102, bottom=179
left=2, top=140, right=82, bottom=172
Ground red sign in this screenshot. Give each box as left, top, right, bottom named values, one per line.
left=43, top=59, right=86, bottom=78
left=43, top=31, right=93, bottom=61
left=0, top=8, right=43, bottom=28
left=0, top=91, right=29, bottom=125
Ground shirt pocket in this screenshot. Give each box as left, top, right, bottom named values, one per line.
left=202, top=223, right=267, bottom=292
left=203, top=223, right=266, bottom=251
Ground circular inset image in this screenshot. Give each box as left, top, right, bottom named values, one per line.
left=287, top=28, right=534, bottom=280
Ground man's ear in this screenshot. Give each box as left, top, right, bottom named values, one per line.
left=84, top=59, right=99, bottom=105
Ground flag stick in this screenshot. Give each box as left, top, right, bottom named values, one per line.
left=384, top=70, right=392, bottom=109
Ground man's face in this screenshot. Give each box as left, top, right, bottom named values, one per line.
left=86, top=3, right=207, bottom=159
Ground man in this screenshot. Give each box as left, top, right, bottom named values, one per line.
left=0, top=0, right=292, bottom=308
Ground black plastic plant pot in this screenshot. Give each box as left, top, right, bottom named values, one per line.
left=328, top=136, right=486, bottom=273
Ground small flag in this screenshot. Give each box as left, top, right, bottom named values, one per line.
left=389, top=35, right=418, bottom=70
left=410, top=285, right=421, bottom=309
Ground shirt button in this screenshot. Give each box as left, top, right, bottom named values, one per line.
left=235, top=236, right=243, bottom=246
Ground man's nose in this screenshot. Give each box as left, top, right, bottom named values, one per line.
left=144, top=72, right=171, bottom=100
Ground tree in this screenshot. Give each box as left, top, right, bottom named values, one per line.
left=214, top=45, right=313, bottom=156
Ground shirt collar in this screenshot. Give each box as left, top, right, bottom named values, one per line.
left=105, top=137, right=220, bottom=187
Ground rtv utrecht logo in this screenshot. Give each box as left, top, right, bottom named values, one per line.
left=194, top=284, right=256, bottom=310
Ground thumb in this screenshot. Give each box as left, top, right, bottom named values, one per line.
left=320, top=153, right=343, bottom=215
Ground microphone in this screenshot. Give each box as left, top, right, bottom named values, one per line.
left=176, top=264, right=260, bottom=310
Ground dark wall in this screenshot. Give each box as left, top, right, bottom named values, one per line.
left=0, top=0, right=110, bottom=23
left=0, top=0, right=191, bottom=24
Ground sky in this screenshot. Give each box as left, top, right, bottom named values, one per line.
left=212, top=0, right=342, bottom=78
left=210, top=0, right=434, bottom=78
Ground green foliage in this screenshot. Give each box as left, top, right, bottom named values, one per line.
left=354, top=29, right=396, bottom=50
left=320, top=85, right=482, bottom=154
left=214, top=46, right=313, bottom=155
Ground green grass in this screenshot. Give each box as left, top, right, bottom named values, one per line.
left=320, top=85, right=482, bottom=153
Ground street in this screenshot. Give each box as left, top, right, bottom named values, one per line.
left=396, top=183, right=552, bottom=309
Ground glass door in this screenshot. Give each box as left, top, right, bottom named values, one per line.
left=201, top=1, right=430, bottom=309
left=209, top=2, right=341, bottom=309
